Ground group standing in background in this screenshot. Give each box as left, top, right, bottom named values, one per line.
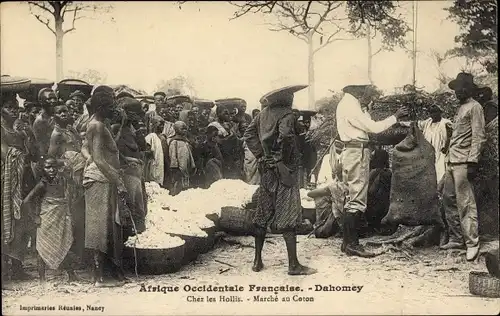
left=1, top=70, right=497, bottom=285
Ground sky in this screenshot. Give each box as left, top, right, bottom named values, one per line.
left=1, top=1, right=472, bottom=110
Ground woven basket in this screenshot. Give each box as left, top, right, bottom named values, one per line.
left=122, top=243, right=185, bottom=275
left=169, top=233, right=206, bottom=264
left=18, top=79, right=55, bottom=102
left=219, top=206, right=255, bottom=236
left=0, top=76, right=31, bottom=94
left=56, top=79, right=92, bottom=101
left=469, top=271, right=500, bottom=298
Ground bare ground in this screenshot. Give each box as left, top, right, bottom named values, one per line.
left=2, top=235, right=499, bottom=315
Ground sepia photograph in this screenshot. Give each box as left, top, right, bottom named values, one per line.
left=1, top=1, right=499, bottom=315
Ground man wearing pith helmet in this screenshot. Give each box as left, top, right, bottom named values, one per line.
left=335, top=81, right=408, bottom=258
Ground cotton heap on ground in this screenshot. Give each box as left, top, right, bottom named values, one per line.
left=126, top=180, right=259, bottom=248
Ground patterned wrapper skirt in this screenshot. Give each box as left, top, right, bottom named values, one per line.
left=253, top=167, right=302, bottom=233
left=36, top=197, right=73, bottom=270
left=84, top=181, right=123, bottom=267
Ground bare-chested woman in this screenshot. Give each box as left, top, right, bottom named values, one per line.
left=83, top=89, right=127, bottom=287
left=1, top=92, right=37, bottom=283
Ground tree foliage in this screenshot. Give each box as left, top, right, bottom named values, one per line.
left=445, top=0, right=497, bottom=73
left=346, top=1, right=410, bottom=52
left=229, top=1, right=409, bottom=53
left=156, top=76, right=197, bottom=97
left=66, top=68, right=107, bottom=85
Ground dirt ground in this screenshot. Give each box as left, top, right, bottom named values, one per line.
left=2, top=234, right=499, bottom=315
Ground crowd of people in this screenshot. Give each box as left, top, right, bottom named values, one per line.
left=0, top=81, right=317, bottom=287
left=1, top=71, right=497, bottom=285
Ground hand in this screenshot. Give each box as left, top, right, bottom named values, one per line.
left=467, top=163, right=478, bottom=181
left=394, top=107, right=410, bottom=120
left=34, top=215, right=41, bottom=227
left=120, top=109, right=128, bottom=127
left=118, top=183, right=128, bottom=196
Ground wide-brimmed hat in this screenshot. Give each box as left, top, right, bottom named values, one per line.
left=259, top=85, right=308, bottom=107
left=448, top=72, right=478, bottom=91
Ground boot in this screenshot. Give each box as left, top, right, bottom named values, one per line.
left=93, top=252, right=105, bottom=286
left=344, top=212, right=376, bottom=258
left=340, top=215, right=349, bottom=253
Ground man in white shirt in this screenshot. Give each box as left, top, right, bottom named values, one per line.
left=336, top=84, right=408, bottom=258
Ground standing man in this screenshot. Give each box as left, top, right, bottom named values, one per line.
left=441, top=73, right=486, bottom=261
left=33, top=88, right=58, bottom=159
left=244, top=85, right=316, bottom=276
left=336, top=83, right=408, bottom=258
left=145, top=91, right=166, bottom=134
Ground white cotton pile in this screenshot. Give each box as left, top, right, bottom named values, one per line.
left=143, top=199, right=208, bottom=238
left=145, top=182, right=170, bottom=203
left=208, top=179, right=259, bottom=208
left=300, top=189, right=316, bottom=209
left=138, top=180, right=258, bottom=247
left=124, top=232, right=185, bottom=249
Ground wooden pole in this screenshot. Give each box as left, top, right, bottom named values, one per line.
left=412, top=1, right=418, bottom=87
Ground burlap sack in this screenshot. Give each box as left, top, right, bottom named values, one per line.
left=382, top=123, right=444, bottom=227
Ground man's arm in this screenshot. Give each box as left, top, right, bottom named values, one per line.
left=21, top=181, right=45, bottom=216
left=276, top=113, right=296, bottom=162
left=467, top=103, right=486, bottom=163
left=243, top=114, right=263, bottom=159
left=348, top=106, right=397, bottom=134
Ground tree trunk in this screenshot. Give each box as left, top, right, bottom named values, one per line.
left=55, top=17, right=64, bottom=81
left=307, top=31, right=315, bottom=111
left=367, top=24, right=374, bottom=85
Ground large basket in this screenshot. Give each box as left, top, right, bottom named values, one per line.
left=193, top=99, right=216, bottom=109
left=215, top=98, right=246, bottom=112
left=0, top=76, right=31, bottom=94
left=469, top=271, right=500, bottom=298
left=169, top=233, right=206, bottom=264
left=219, top=206, right=255, bottom=236
left=56, top=79, right=92, bottom=101
left=18, top=78, right=55, bottom=102
left=123, top=243, right=185, bottom=275
left=302, top=207, right=316, bottom=225
left=201, top=225, right=217, bottom=253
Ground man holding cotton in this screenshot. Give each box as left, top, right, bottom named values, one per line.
left=336, top=83, right=408, bottom=258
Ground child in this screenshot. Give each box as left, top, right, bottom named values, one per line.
left=21, top=157, right=78, bottom=283
left=168, top=121, right=195, bottom=195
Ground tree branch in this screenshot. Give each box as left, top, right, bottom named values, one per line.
left=28, top=2, right=56, bottom=36
left=303, top=0, right=312, bottom=28
left=371, top=47, right=383, bottom=57
left=64, top=6, right=79, bottom=34
left=28, top=1, right=55, bottom=14
left=313, top=27, right=355, bottom=54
